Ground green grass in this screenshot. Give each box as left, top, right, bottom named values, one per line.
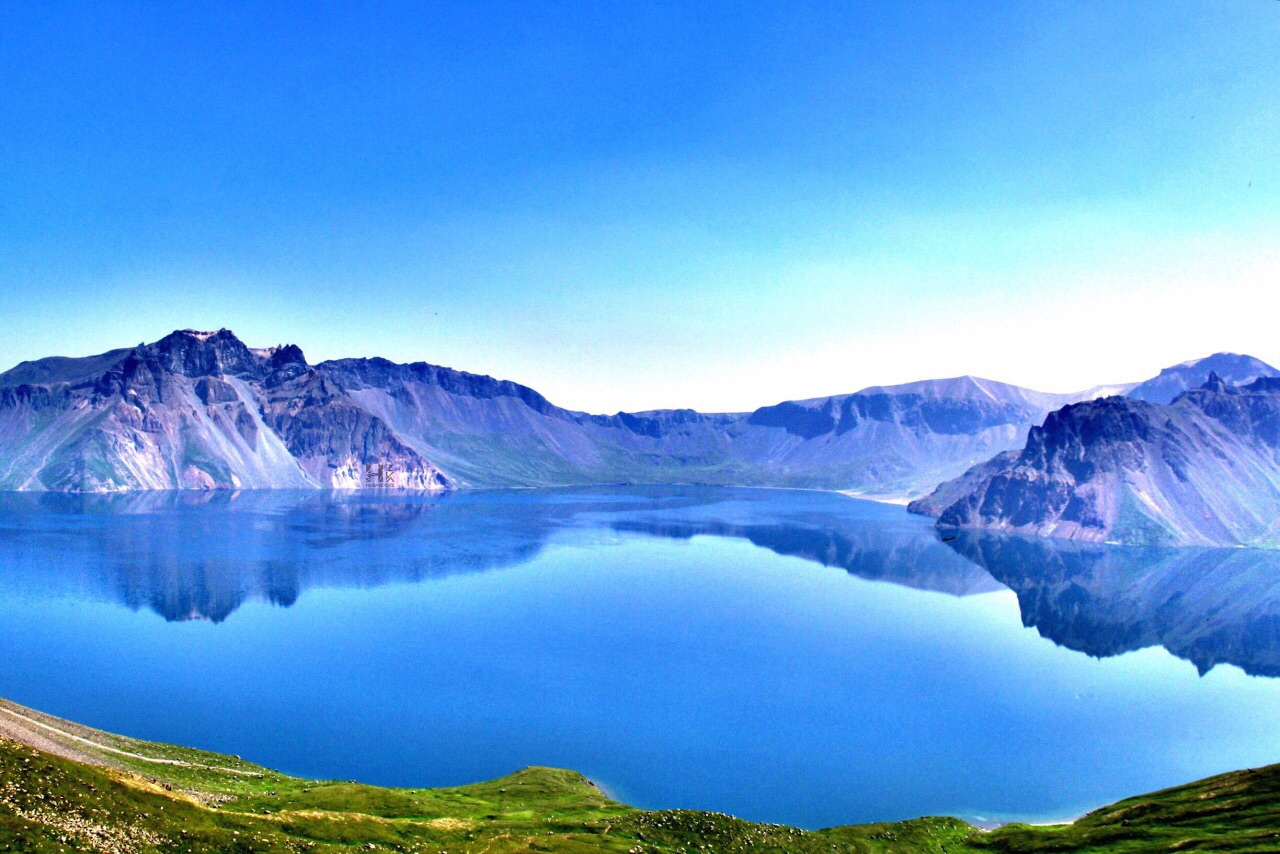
left=2, top=699, right=1279, bottom=853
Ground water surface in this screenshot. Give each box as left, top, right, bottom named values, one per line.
left=1, top=487, right=1278, bottom=829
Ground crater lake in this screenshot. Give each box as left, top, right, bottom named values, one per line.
left=1, top=486, right=1279, bottom=829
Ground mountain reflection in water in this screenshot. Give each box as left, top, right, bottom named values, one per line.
left=0, top=488, right=555, bottom=622
left=945, top=531, right=1280, bottom=678
left=2, top=487, right=1280, bottom=679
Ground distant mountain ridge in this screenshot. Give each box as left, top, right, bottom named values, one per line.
left=1126, top=352, right=1279, bottom=404
left=2, top=330, right=1273, bottom=500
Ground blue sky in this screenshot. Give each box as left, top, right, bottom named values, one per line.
left=2, top=1, right=1278, bottom=412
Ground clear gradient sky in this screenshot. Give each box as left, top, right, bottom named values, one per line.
left=2, top=2, right=1278, bottom=413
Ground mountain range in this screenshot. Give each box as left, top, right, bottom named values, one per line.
left=2, top=330, right=1276, bottom=535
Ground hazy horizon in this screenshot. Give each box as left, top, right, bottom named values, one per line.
left=3, top=2, right=1277, bottom=412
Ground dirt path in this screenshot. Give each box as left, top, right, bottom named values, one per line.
left=0, top=700, right=263, bottom=777
left=0, top=703, right=110, bottom=767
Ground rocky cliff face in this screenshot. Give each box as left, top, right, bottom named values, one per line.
left=911, top=374, right=1280, bottom=547
left=0, top=330, right=450, bottom=493
left=905, top=450, right=1020, bottom=518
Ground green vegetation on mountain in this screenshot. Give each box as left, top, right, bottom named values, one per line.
left=2, top=698, right=1278, bottom=853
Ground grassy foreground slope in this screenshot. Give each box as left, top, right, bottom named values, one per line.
left=1, top=699, right=1278, bottom=853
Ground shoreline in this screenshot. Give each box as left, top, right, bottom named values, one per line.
left=2, top=695, right=1278, bottom=854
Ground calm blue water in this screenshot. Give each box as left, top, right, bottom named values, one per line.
left=1, top=486, right=1279, bottom=829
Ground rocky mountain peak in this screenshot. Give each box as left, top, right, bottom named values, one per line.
left=263, top=343, right=309, bottom=386
left=269, top=344, right=307, bottom=368
left=143, top=328, right=261, bottom=379
left=1200, top=371, right=1229, bottom=394
left=131, top=329, right=311, bottom=384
